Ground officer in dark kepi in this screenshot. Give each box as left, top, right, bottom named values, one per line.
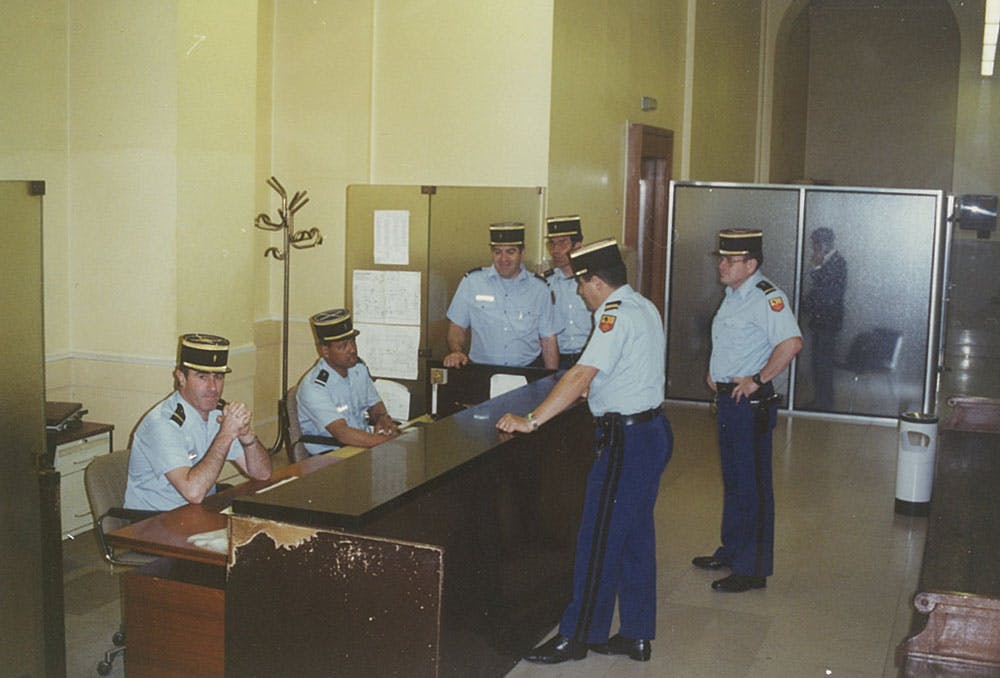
left=443, top=222, right=558, bottom=369
left=542, top=215, right=592, bottom=368
left=497, top=238, right=672, bottom=664
left=125, top=333, right=272, bottom=511
left=295, top=308, right=399, bottom=455
left=693, top=228, right=802, bottom=592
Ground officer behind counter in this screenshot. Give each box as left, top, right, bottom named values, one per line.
left=543, top=215, right=593, bottom=368
left=443, top=222, right=559, bottom=370
left=693, top=228, right=802, bottom=593
left=295, top=308, right=399, bottom=455
left=497, top=239, right=673, bottom=665
left=124, top=333, right=272, bottom=511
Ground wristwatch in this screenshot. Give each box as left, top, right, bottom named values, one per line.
left=752, top=373, right=767, bottom=387
left=526, top=411, right=540, bottom=431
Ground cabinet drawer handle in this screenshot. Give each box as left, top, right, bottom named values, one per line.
left=74, top=511, right=91, bottom=518
left=73, top=458, right=92, bottom=466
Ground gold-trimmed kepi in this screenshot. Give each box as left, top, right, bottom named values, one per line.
left=545, top=215, right=582, bottom=239
left=569, top=238, right=625, bottom=278
left=179, top=333, right=231, bottom=373
left=311, top=308, right=360, bottom=343
left=717, top=228, right=763, bottom=256
left=489, top=222, right=525, bottom=246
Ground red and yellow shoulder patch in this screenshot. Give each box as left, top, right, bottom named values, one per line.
left=599, top=314, right=617, bottom=332
left=768, top=296, right=785, bottom=312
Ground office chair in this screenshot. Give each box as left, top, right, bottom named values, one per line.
left=84, top=449, right=159, bottom=675
left=285, top=384, right=341, bottom=463
left=834, top=327, right=903, bottom=412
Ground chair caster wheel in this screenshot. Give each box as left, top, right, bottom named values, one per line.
left=112, top=630, right=125, bottom=646
left=97, top=659, right=112, bottom=675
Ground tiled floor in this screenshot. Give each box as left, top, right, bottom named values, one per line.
left=62, top=404, right=924, bottom=677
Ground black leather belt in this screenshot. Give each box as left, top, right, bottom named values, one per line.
left=594, top=407, right=662, bottom=428
left=560, top=352, right=582, bottom=360
left=715, top=382, right=781, bottom=408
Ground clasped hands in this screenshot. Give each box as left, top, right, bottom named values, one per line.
left=218, top=401, right=257, bottom=446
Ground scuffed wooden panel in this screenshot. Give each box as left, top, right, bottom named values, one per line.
left=226, top=516, right=442, bottom=678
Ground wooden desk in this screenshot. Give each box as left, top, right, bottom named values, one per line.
left=897, top=429, right=1000, bottom=675
left=106, top=451, right=343, bottom=566
left=229, top=377, right=593, bottom=677
left=108, top=378, right=592, bottom=678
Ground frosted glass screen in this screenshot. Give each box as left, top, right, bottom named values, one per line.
left=667, top=185, right=800, bottom=402
left=666, top=182, right=943, bottom=418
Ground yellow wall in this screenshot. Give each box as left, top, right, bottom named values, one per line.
left=690, top=0, right=762, bottom=182
left=1, top=0, right=996, bottom=452
left=548, top=0, right=688, bottom=244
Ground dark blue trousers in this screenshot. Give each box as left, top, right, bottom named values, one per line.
left=559, top=413, right=672, bottom=643
left=713, top=392, right=776, bottom=577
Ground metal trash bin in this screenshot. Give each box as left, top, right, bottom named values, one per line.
left=894, top=412, right=938, bottom=516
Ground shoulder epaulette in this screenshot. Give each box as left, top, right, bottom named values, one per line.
left=542, top=268, right=555, bottom=279
left=604, top=300, right=622, bottom=311
left=464, top=266, right=483, bottom=277
left=170, top=403, right=185, bottom=427
left=314, top=368, right=329, bottom=386
left=756, top=280, right=777, bottom=295
left=533, top=272, right=547, bottom=283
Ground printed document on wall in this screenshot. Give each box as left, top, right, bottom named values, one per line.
left=374, top=210, right=409, bottom=265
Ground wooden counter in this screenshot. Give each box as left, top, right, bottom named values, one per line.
left=897, top=429, right=1000, bottom=676
left=228, top=376, right=594, bottom=678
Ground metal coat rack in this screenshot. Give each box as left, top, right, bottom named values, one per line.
left=254, top=176, right=323, bottom=455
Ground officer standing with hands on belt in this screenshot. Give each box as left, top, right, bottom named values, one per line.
left=693, top=228, right=802, bottom=593
left=542, top=215, right=592, bottom=368
left=497, top=238, right=672, bottom=664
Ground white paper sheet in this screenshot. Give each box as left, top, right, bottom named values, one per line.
left=355, top=322, right=420, bottom=380
left=352, top=269, right=421, bottom=326
left=373, top=209, right=410, bottom=265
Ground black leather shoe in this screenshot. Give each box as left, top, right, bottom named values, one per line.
left=711, top=574, right=767, bottom=592
left=523, top=635, right=588, bottom=664
left=692, top=555, right=729, bottom=570
left=590, top=634, right=651, bottom=661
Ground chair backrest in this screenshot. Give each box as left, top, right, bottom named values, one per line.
left=84, top=448, right=131, bottom=534
left=842, top=328, right=903, bottom=374
left=285, top=384, right=310, bottom=463
left=373, top=378, right=411, bottom=422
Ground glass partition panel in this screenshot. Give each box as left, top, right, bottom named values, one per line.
left=796, top=190, right=939, bottom=417
left=666, top=184, right=800, bottom=402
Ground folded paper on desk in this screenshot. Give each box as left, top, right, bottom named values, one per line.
left=187, top=528, right=228, bottom=553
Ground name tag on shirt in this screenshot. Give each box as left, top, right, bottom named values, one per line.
left=475, top=294, right=495, bottom=302
left=336, top=404, right=349, bottom=413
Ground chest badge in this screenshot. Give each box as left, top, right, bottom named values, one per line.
left=769, top=296, right=785, bottom=312
left=599, top=314, right=617, bottom=332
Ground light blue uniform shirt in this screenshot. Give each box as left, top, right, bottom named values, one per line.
left=296, top=357, right=382, bottom=455
left=709, top=270, right=802, bottom=382
left=446, top=264, right=557, bottom=366
left=125, top=391, right=243, bottom=511
left=545, top=267, right=593, bottom=354
left=579, top=284, right=665, bottom=416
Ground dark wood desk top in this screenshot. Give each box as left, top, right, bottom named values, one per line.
left=107, top=376, right=572, bottom=566
left=105, top=452, right=343, bottom=566
left=231, top=376, right=568, bottom=530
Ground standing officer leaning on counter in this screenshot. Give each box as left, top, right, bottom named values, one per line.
left=497, top=239, right=672, bottom=665
left=124, top=333, right=272, bottom=511
left=693, top=228, right=802, bottom=593
left=543, top=215, right=593, bottom=368
left=443, top=222, right=558, bottom=369
left=295, top=308, right=399, bottom=455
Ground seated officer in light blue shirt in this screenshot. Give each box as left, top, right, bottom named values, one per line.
left=443, top=222, right=559, bottom=370
left=125, top=334, right=272, bottom=511
left=295, top=308, right=399, bottom=455
left=543, top=215, right=593, bottom=368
